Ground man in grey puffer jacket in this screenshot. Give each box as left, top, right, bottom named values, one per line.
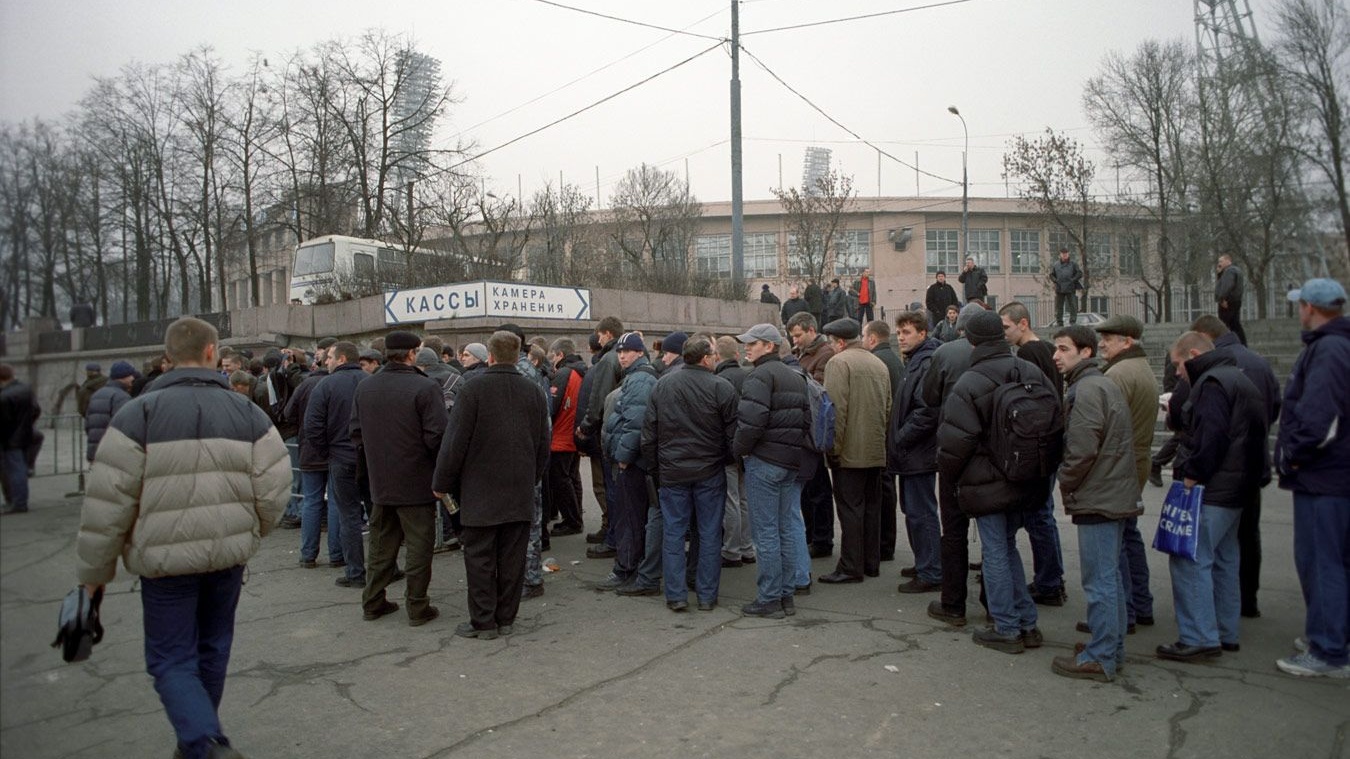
left=77, top=317, right=290, bottom=759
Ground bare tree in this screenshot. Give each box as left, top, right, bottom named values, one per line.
left=1084, top=39, right=1202, bottom=320
left=527, top=181, right=595, bottom=286
left=1274, top=0, right=1350, bottom=275
left=608, top=163, right=702, bottom=288
left=771, top=170, right=855, bottom=289
left=221, top=53, right=281, bottom=307
left=1003, top=128, right=1110, bottom=309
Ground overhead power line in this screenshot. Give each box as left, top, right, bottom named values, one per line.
left=738, top=45, right=960, bottom=185
left=442, top=41, right=724, bottom=175
left=528, top=0, right=725, bottom=41
left=742, top=0, right=975, bottom=35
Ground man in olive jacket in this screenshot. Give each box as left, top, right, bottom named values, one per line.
left=819, top=318, right=892, bottom=584
left=1050, top=326, right=1142, bottom=682
left=77, top=317, right=290, bottom=759
left=1095, top=315, right=1159, bottom=630
left=352, top=330, right=449, bottom=628
left=433, top=331, right=549, bottom=639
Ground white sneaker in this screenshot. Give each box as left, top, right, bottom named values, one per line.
left=1294, top=636, right=1309, bottom=653
left=1276, top=651, right=1350, bottom=678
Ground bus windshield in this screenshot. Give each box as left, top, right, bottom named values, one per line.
left=294, top=242, right=336, bottom=276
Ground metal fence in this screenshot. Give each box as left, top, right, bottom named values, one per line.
left=1088, top=284, right=1298, bottom=325
left=32, top=414, right=87, bottom=478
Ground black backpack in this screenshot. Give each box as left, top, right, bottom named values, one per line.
left=974, top=361, right=1064, bottom=482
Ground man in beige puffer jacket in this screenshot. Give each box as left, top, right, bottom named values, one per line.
left=76, top=316, right=290, bottom=759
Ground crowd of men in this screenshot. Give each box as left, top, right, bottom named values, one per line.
left=0, top=266, right=1345, bottom=757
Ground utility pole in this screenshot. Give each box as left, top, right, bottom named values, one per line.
left=730, top=0, right=745, bottom=282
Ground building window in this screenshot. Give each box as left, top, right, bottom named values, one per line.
left=1048, top=229, right=1073, bottom=258
left=925, top=229, right=960, bottom=274
left=1119, top=233, right=1142, bottom=276
left=744, top=232, right=779, bottom=278
left=1087, top=232, right=1112, bottom=275
left=968, top=229, right=1001, bottom=272
left=1089, top=295, right=1109, bottom=315
left=694, top=234, right=732, bottom=279
left=1010, top=230, right=1041, bottom=274
left=833, top=230, right=871, bottom=277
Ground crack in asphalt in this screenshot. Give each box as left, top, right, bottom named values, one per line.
left=231, top=649, right=408, bottom=708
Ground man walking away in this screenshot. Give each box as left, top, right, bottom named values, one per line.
left=1050, top=326, right=1141, bottom=682
left=84, top=361, right=135, bottom=464
left=1275, top=279, right=1350, bottom=678
left=77, top=317, right=290, bottom=759
left=434, top=331, right=550, bottom=639
left=351, top=331, right=448, bottom=628
left=0, top=365, right=39, bottom=515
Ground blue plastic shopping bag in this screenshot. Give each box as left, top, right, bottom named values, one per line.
left=1152, top=482, right=1203, bottom=560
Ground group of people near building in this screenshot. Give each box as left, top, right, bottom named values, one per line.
left=0, top=267, right=1343, bottom=758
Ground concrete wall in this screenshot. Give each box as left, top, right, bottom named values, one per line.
left=3, top=288, right=780, bottom=421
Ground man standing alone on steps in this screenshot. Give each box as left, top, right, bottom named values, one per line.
left=1215, top=253, right=1246, bottom=345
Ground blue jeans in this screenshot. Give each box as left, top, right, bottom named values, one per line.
left=746, top=456, right=805, bottom=604
left=1026, top=486, right=1065, bottom=592
left=975, top=511, right=1038, bottom=636
left=600, top=456, right=619, bottom=548
left=1293, top=493, right=1350, bottom=666
left=299, top=470, right=342, bottom=563
left=1078, top=520, right=1127, bottom=676
left=141, top=565, right=244, bottom=759
left=1168, top=504, right=1241, bottom=648
left=328, top=460, right=366, bottom=581
left=1120, top=517, right=1153, bottom=622
left=1, top=448, right=28, bottom=511
left=899, top=473, right=941, bottom=584
left=661, top=473, right=726, bottom=603
left=282, top=437, right=302, bottom=520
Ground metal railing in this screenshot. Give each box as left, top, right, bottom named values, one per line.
left=32, top=414, right=87, bottom=478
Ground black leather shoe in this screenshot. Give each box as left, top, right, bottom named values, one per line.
left=522, top=584, right=545, bottom=600
left=721, top=557, right=743, bottom=568
left=667, top=599, right=689, bottom=612
left=1148, top=464, right=1164, bottom=488
left=585, top=530, right=605, bottom=544
left=900, top=566, right=918, bottom=578
left=741, top=600, right=785, bottom=619
left=335, top=575, right=365, bottom=588
left=927, top=600, right=967, bottom=627
left=1156, top=642, right=1222, bottom=661
left=1027, top=584, right=1067, bottom=606
left=1136, top=615, right=1155, bottom=626
left=818, top=571, right=863, bottom=584
left=615, top=582, right=658, bottom=597
left=808, top=545, right=833, bottom=559
left=697, top=599, right=717, bottom=611
left=794, top=583, right=812, bottom=596
left=1221, top=642, right=1241, bottom=652
left=363, top=600, right=399, bottom=621
left=897, top=578, right=942, bottom=594
left=408, top=606, right=439, bottom=627
left=586, top=544, right=617, bottom=559
left=551, top=523, right=583, bottom=536
left=454, top=621, right=498, bottom=640
left=1241, top=606, right=1261, bottom=619
left=973, top=626, right=1025, bottom=654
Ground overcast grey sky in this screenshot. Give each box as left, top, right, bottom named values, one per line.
left=0, top=0, right=1285, bottom=207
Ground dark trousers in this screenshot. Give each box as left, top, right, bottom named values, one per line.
left=328, top=460, right=366, bottom=582
left=801, top=455, right=835, bottom=549
left=1239, top=489, right=1263, bottom=614
left=880, top=472, right=898, bottom=560
left=858, top=302, right=874, bottom=323
left=362, top=504, right=435, bottom=621
left=938, top=474, right=971, bottom=610
left=141, top=565, right=244, bottom=759
left=1218, top=302, right=1247, bottom=345
left=460, top=521, right=531, bottom=630
left=613, top=465, right=651, bottom=577
left=1055, top=292, right=1078, bottom=326
left=832, top=466, right=881, bottom=578
left=546, top=451, right=584, bottom=529
left=1152, top=434, right=1180, bottom=469
left=588, top=457, right=609, bottom=536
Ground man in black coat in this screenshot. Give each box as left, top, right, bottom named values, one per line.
left=1157, top=331, right=1268, bottom=662
left=641, top=336, right=739, bottom=611
left=305, top=341, right=368, bottom=587
left=780, top=286, right=809, bottom=326
left=958, top=257, right=989, bottom=304
left=351, top=330, right=449, bottom=628
left=887, top=311, right=943, bottom=594
left=925, top=272, right=960, bottom=329
left=0, top=364, right=39, bottom=515
left=433, top=331, right=550, bottom=639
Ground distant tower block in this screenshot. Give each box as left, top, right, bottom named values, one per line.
left=802, top=147, right=832, bottom=196
left=392, top=49, right=442, bottom=186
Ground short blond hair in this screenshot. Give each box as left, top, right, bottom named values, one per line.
left=165, top=317, right=218, bottom=365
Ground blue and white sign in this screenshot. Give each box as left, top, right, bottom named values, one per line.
left=384, top=281, right=591, bottom=324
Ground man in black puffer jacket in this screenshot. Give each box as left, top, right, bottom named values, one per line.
left=641, top=336, right=739, bottom=611
left=305, top=341, right=369, bottom=588
left=733, top=323, right=811, bottom=619
left=937, top=310, right=1056, bottom=654
left=886, top=311, right=942, bottom=594
left=1157, top=331, right=1269, bottom=663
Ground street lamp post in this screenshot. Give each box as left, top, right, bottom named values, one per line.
left=947, top=106, right=969, bottom=263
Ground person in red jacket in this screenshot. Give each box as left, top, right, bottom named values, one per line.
left=855, top=268, right=875, bottom=323
left=545, top=338, right=588, bottom=537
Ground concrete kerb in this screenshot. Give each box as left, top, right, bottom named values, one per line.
left=2, top=471, right=1346, bottom=759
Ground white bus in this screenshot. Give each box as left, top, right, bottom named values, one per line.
left=289, top=235, right=440, bottom=304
